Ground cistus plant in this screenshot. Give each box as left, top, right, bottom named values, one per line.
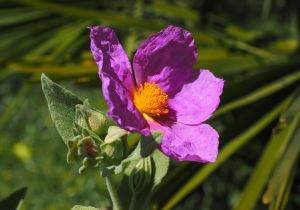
left=41, top=25, right=224, bottom=210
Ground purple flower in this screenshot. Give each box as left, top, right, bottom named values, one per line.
left=90, top=25, right=224, bottom=163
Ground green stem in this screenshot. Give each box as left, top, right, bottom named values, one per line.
left=129, top=193, right=137, bottom=210
left=104, top=176, right=123, bottom=210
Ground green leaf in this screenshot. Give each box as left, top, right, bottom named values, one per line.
left=71, top=205, right=100, bottom=210
left=280, top=87, right=300, bottom=122
left=214, top=70, right=300, bottom=118
left=149, top=0, right=199, bottom=22
left=129, top=151, right=169, bottom=210
left=115, top=132, right=166, bottom=209
left=117, top=161, right=138, bottom=210
left=17, top=0, right=166, bottom=31
left=41, top=73, right=82, bottom=145
left=128, top=157, right=153, bottom=210
left=100, top=131, right=163, bottom=176
left=233, top=112, right=299, bottom=210
left=262, top=113, right=300, bottom=206
left=78, top=157, right=102, bottom=174
left=0, top=187, right=27, bottom=210
left=152, top=149, right=169, bottom=189
left=117, top=151, right=169, bottom=210
left=0, top=8, right=49, bottom=27
left=271, top=163, right=297, bottom=210
left=139, top=131, right=163, bottom=157
left=116, top=147, right=169, bottom=210
left=233, top=90, right=300, bottom=210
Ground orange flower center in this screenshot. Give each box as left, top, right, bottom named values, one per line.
left=133, top=82, right=169, bottom=118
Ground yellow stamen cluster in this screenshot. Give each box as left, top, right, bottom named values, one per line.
left=133, top=82, right=169, bottom=117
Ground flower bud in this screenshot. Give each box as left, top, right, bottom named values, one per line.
left=104, top=126, right=129, bottom=143
left=75, top=102, right=108, bottom=136
left=100, top=126, right=130, bottom=160
left=78, top=136, right=99, bottom=158
left=67, top=135, right=82, bottom=163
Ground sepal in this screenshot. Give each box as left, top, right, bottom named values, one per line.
left=100, top=126, right=130, bottom=162
left=117, top=149, right=170, bottom=210
left=78, top=136, right=99, bottom=158
left=75, top=99, right=108, bottom=136
left=67, top=135, right=82, bottom=163
left=128, top=157, right=152, bottom=194
left=78, top=157, right=103, bottom=174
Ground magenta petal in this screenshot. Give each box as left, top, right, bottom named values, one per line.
left=89, top=26, right=135, bottom=92
left=168, top=70, right=224, bottom=125
left=90, top=26, right=149, bottom=135
left=158, top=123, right=219, bottom=162
left=133, top=25, right=197, bottom=93
left=101, top=72, right=150, bottom=135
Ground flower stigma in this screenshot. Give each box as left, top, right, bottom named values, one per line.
left=133, top=82, right=169, bottom=119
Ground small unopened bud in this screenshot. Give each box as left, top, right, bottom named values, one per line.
left=104, top=126, right=129, bottom=143
left=78, top=136, right=99, bottom=158
left=75, top=102, right=108, bottom=135
left=100, top=126, right=130, bottom=160
left=67, top=135, right=82, bottom=163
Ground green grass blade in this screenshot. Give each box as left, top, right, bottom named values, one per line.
left=0, top=8, right=50, bottom=26
left=270, top=163, right=298, bottom=210
left=214, top=70, right=300, bottom=118
left=49, top=20, right=91, bottom=64
left=207, top=29, right=278, bottom=59
left=11, top=64, right=96, bottom=76
left=149, top=0, right=199, bottom=22
left=233, top=111, right=300, bottom=210
left=16, top=0, right=166, bottom=31
left=263, top=113, right=300, bottom=205
left=23, top=20, right=80, bottom=58
left=278, top=163, right=297, bottom=210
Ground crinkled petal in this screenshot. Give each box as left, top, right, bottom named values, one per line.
left=153, top=122, right=219, bottom=162
left=102, top=72, right=150, bottom=135
left=168, top=70, right=224, bottom=125
left=90, top=26, right=149, bottom=135
left=89, top=26, right=135, bottom=92
left=133, top=25, right=197, bottom=93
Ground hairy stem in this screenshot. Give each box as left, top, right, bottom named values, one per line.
left=104, top=176, right=123, bottom=210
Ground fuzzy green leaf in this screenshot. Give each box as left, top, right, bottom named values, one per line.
left=129, top=150, right=169, bottom=210
left=116, top=137, right=169, bottom=210
left=41, top=73, right=82, bottom=145
left=152, top=149, right=169, bottom=189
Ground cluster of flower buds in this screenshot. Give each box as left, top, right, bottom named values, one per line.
left=66, top=100, right=132, bottom=174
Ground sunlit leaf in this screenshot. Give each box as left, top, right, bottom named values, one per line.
left=262, top=113, right=300, bottom=206
left=41, top=74, right=82, bottom=145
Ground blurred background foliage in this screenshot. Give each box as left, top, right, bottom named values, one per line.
left=0, top=0, right=300, bottom=209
